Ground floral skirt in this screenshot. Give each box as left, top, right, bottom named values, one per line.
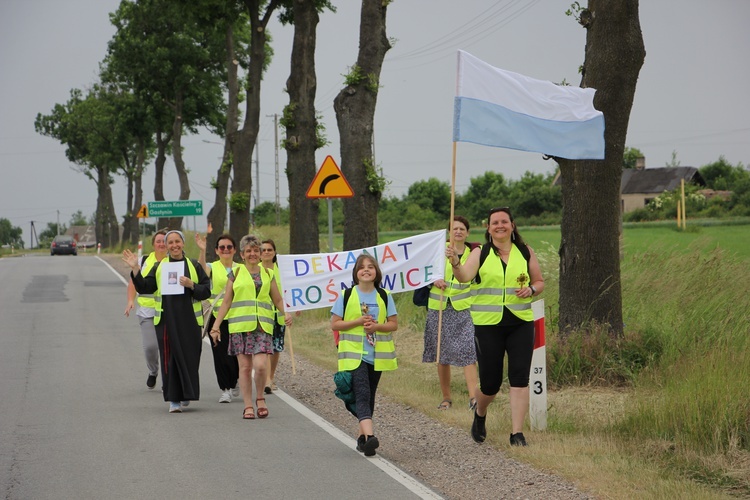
left=422, top=303, right=477, bottom=367
left=228, top=330, right=273, bottom=356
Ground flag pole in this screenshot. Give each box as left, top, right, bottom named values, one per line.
left=437, top=141, right=458, bottom=365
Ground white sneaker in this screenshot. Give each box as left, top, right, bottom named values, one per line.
left=231, top=386, right=240, bottom=398
left=219, top=390, right=232, bottom=403
left=169, top=402, right=182, bottom=413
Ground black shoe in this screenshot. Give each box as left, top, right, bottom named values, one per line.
left=471, top=411, right=486, bottom=443
left=146, top=374, right=157, bottom=390
left=362, top=435, right=379, bottom=457
left=356, top=435, right=366, bottom=453
left=509, top=432, right=527, bottom=447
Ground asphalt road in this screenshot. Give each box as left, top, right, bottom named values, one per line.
left=0, top=255, right=440, bottom=500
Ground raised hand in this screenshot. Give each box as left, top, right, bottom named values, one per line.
left=122, top=249, right=138, bottom=270
left=195, top=232, right=206, bottom=251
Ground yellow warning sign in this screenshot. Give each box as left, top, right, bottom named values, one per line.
left=136, top=204, right=148, bottom=218
left=306, top=156, right=354, bottom=199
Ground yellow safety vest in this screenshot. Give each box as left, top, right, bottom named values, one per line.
left=337, top=287, right=398, bottom=372
left=427, top=243, right=473, bottom=311
left=136, top=252, right=158, bottom=309
left=470, top=244, right=533, bottom=324
left=227, top=265, right=275, bottom=335
left=153, top=258, right=204, bottom=327
left=210, top=261, right=240, bottom=317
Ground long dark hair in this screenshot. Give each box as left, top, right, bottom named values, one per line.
left=484, top=207, right=525, bottom=256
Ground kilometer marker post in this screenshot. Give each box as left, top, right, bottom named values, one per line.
left=529, top=300, right=547, bottom=430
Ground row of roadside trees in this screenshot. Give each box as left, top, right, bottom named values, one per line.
left=32, top=1, right=653, bottom=337
left=251, top=154, right=750, bottom=231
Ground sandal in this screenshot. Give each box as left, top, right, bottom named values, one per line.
left=256, top=398, right=269, bottom=419
left=243, top=406, right=255, bottom=419
left=437, top=398, right=452, bottom=410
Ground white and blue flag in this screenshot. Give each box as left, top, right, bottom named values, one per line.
left=453, top=50, right=605, bottom=160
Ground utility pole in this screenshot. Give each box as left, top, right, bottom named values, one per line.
left=56, top=210, right=61, bottom=235
left=30, top=221, right=38, bottom=249
left=255, top=139, right=260, bottom=216
left=265, top=113, right=281, bottom=225
left=273, top=113, right=280, bottom=225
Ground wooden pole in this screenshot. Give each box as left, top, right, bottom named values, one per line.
left=437, top=142, right=458, bottom=364
left=286, top=325, right=296, bottom=374
left=681, top=179, right=687, bottom=229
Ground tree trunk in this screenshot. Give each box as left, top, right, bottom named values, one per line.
left=131, top=140, right=146, bottom=245
left=122, top=140, right=146, bottom=245
left=167, top=92, right=189, bottom=230
left=557, top=0, right=645, bottom=337
left=95, top=165, right=120, bottom=248
left=334, top=0, right=390, bottom=251
left=206, top=22, right=240, bottom=263
left=231, top=0, right=279, bottom=240
left=122, top=165, right=134, bottom=244
left=154, top=130, right=170, bottom=230
left=285, top=0, right=321, bottom=254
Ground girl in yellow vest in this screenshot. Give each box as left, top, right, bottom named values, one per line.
left=330, top=254, right=398, bottom=457
left=123, top=230, right=211, bottom=414
left=423, top=216, right=479, bottom=411
left=448, top=207, right=544, bottom=447
left=124, top=229, right=167, bottom=391
left=196, top=232, right=241, bottom=404
left=210, top=234, right=292, bottom=420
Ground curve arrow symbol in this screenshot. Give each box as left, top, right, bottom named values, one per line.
left=319, top=174, right=340, bottom=195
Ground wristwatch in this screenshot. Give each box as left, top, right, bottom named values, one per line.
left=529, top=285, right=537, bottom=296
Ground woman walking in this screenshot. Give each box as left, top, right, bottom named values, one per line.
left=123, top=230, right=211, bottom=413
left=197, top=233, right=241, bottom=403
left=448, top=207, right=544, bottom=446
left=423, top=216, right=479, bottom=411
left=211, top=235, right=292, bottom=419
left=124, top=229, right=167, bottom=390
left=260, top=239, right=285, bottom=394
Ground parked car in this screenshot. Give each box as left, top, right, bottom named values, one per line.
left=50, top=235, right=77, bottom=256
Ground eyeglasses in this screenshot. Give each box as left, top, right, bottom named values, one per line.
left=218, top=244, right=234, bottom=251
left=261, top=248, right=275, bottom=252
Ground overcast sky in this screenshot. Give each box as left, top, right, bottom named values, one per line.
left=1, top=0, right=748, bottom=246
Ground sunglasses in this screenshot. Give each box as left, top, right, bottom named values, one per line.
left=218, top=244, right=234, bottom=251
left=261, top=248, right=275, bottom=252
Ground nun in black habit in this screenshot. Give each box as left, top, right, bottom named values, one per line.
left=123, top=230, right=211, bottom=413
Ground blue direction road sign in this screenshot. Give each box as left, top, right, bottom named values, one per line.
left=147, top=200, right=203, bottom=217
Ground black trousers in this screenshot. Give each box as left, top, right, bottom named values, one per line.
left=207, top=315, right=239, bottom=390
left=474, top=321, right=534, bottom=395
left=351, top=361, right=382, bottom=422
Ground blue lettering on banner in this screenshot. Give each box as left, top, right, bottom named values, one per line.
left=294, top=259, right=310, bottom=277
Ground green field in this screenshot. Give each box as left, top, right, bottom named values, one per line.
left=382, top=221, right=750, bottom=261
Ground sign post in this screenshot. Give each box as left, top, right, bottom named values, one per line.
left=136, top=205, right=148, bottom=261
left=306, top=156, right=354, bottom=252
left=529, top=299, right=547, bottom=431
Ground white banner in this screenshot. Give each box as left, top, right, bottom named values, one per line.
left=277, top=230, right=446, bottom=312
